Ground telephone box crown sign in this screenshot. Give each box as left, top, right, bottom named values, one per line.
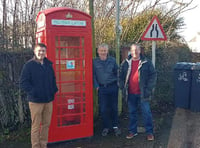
left=66, top=12, right=72, bottom=19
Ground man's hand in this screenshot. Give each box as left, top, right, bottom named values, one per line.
left=96, top=87, right=99, bottom=91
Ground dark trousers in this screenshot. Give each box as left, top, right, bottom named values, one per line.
left=98, top=84, right=119, bottom=129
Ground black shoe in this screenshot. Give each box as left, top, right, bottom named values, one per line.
left=113, top=127, right=121, bottom=136
left=102, top=128, right=109, bottom=136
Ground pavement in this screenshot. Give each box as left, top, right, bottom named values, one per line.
left=167, top=108, right=200, bottom=148
left=2, top=107, right=200, bottom=148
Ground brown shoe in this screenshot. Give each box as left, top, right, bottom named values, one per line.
left=126, top=133, right=138, bottom=139
left=147, top=134, right=154, bottom=141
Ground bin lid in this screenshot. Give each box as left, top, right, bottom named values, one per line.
left=192, top=63, right=200, bottom=70
left=174, top=62, right=195, bottom=70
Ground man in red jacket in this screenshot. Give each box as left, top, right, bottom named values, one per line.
left=20, top=43, right=58, bottom=148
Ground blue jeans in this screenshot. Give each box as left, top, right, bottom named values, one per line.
left=98, top=84, right=119, bottom=129
left=128, top=94, right=153, bottom=134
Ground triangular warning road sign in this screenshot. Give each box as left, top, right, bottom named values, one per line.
left=141, top=16, right=167, bottom=41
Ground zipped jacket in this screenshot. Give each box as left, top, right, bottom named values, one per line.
left=93, top=56, right=118, bottom=88
left=20, top=57, right=58, bottom=103
left=119, top=55, right=157, bottom=101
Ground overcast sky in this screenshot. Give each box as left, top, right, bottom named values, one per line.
left=180, top=0, right=200, bottom=41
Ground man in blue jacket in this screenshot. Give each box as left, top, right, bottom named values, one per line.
left=20, top=43, right=58, bottom=148
left=93, top=43, right=121, bottom=137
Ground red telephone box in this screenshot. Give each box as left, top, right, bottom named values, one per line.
left=36, top=7, right=93, bottom=143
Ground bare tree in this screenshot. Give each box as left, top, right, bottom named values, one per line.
left=0, top=0, right=196, bottom=50
left=92, top=0, right=195, bottom=46
left=12, top=0, right=19, bottom=50
left=2, top=0, right=8, bottom=50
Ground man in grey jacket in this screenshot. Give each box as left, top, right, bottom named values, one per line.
left=119, top=43, right=157, bottom=141
left=93, top=43, right=121, bottom=137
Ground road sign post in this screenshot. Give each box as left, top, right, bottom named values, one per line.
left=152, top=41, right=156, bottom=67
left=141, top=16, right=167, bottom=67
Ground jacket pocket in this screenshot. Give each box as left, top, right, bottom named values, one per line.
left=144, top=88, right=151, bottom=98
left=28, top=88, right=34, bottom=96
left=32, top=87, right=44, bottom=98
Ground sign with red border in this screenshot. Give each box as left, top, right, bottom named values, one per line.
left=141, top=16, right=167, bottom=41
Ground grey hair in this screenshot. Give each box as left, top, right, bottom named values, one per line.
left=98, top=43, right=109, bottom=50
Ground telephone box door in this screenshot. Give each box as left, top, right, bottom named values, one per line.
left=48, top=31, right=93, bottom=142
